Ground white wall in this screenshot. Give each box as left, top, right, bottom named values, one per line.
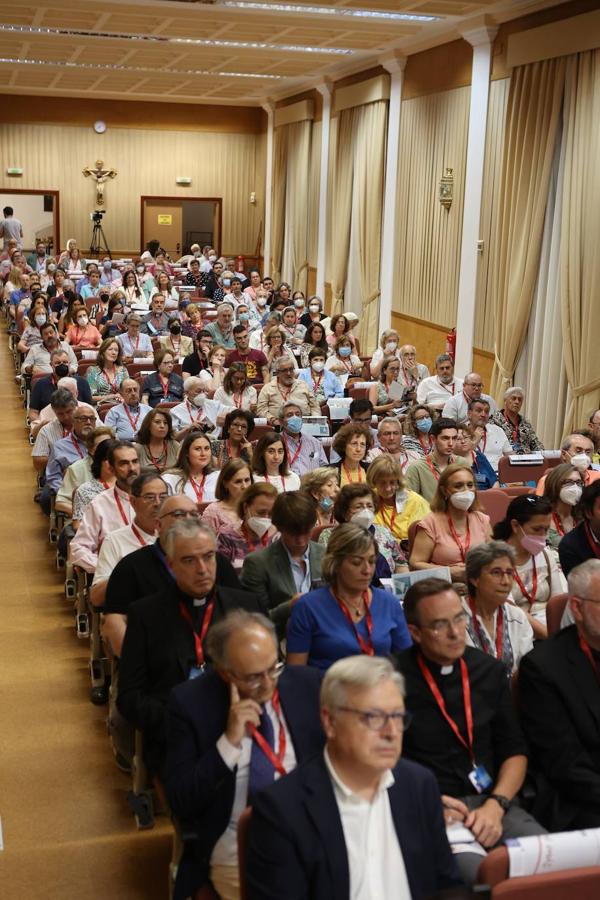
left=0, top=193, right=54, bottom=251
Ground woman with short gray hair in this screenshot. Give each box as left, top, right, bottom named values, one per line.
left=463, top=541, right=533, bottom=674
left=490, top=386, right=544, bottom=453
left=287, top=523, right=411, bottom=671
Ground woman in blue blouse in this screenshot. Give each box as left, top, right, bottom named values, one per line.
left=286, top=522, right=411, bottom=671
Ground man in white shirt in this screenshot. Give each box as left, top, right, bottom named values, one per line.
left=442, top=372, right=497, bottom=424
left=164, top=611, right=324, bottom=900
left=467, top=399, right=512, bottom=474
left=417, top=354, right=464, bottom=411
left=246, top=655, right=461, bottom=900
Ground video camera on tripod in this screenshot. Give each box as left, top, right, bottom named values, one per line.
left=89, top=209, right=111, bottom=257
left=90, top=209, right=106, bottom=224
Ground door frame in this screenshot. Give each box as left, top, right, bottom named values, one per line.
left=140, top=195, right=222, bottom=256
left=0, top=187, right=61, bottom=252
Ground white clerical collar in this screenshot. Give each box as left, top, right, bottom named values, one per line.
left=440, top=664, right=454, bottom=676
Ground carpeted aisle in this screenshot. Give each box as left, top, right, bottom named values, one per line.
left=0, top=334, right=171, bottom=898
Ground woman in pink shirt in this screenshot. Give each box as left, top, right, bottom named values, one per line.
left=202, top=458, right=252, bottom=536
left=66, top=307, right=103, bottom=349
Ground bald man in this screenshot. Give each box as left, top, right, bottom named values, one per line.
left=104, top=378, right=152, bottom=440
left=442, top=372, right=496, bottom=424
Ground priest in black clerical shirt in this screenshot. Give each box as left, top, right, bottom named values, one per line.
left=393, top=577, right=545, bottom=884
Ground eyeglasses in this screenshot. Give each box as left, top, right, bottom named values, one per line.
left=74, top=415, right=96, bottom=423
left=422, top=611, right=468, bottom=635
left=336, top=707, right=412, bottom=732
left=485, top=568, right=514, bottom=580
left=278, top=368, right=295, bottom=375
left=158, top=509, right=202, bottom=520
left=139, top=492, right=169, bottom=503
left=228, top=661, right=285, bottom=689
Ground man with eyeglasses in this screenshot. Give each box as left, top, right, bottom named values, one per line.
left=246, top=654, right=461, bottom=900
left=519, top=559, right=600, bottom=831
left=442, top=372, right=496, bottom=425
left=183, top=329, right=214, bottom=376
left=118, top=519, right=261, bottom=779
left=257, top=355, right=321, bottom=426
left=165, top=610, right=323, bottom=900
left=42, top=404, right=97, bottom=514
left=394, top=577, right=545, bottom=884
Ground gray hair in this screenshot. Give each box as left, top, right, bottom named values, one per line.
left=162, top=518, right=216, bottom=559
left=205, top=610, right=276, bottom=667
left=561, top=432, right=592, bottom=452
left=568, top=559, right=600, bottom=598
left=183, top=375, right=204, bottom=393
left=435, top=353, right=453, bottom=367
left=57, top=376, right=77, bottom=393
left=50, top=388, right=77, bottom=410
left=279, top=399, right=302, bottom=419
left=465, top=541, right=515, bottom=594
left=273, top=354, right=294, bottom=373
left=504, top=386, right=524, bottom=400
left=321, top=656, right=405, bottom=709
left=73, top=403, right=96, bottom=418
left=321, top=522, right=376, bottom=585
left=50, top=349, right=69, bottom=363
left=377, top=417, right=401, bottom=434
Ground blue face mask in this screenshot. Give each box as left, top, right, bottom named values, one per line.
left=239, top=313, right=249, bottom=322
left=286, top=415, right=303, bottom=434
left=416, top=417, right=432, bottom=433
left=222, top=278, right=231, bottom=288
left=339, top=346, right=352, bottom=358
left=319, top=496, right=334, bottom=511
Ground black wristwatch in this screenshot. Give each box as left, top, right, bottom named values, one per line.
left=489, top=793, right=510, bottom=813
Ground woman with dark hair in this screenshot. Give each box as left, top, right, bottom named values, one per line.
left=211, top=409, right=255, bottom=467
left=264, top=326, right=297, bottom=374
left=58, top=291, right=85, bottom=336
left=141, top=348, right=185, bottom=407
left=299, top=320, right=329, bottom=368
left=325, top=335, right=362, bottom=377
left=331, top=423, right=372, bottom=486
left=287, top=523, right=411, bottom=670
left=155, top=270, right=179, bottom=308
left=251, top=431, right=301, bottom=492
left=72, top=437, right=117, bottom=525
left=99, top=295, right=128, bottom=338
left=299, top=295, right=326, bottom=330
left=134, top=408, right=179, bottom=472
left=542, top=462, right=584, bottom=548
left=213, top=362, right=257, bottom=412
left=201, top=458, right=252, bottom=535
left=368, top=356, right=402, bottom=416
left=281, top=306, right=306, bottom=348
left=493, top=494, right=566, bottom=638
left=298, top=347, right=343, bottom=403
left=403, top=404, right=436, bottom=457
left=86, top=337, right=129, bottom=403
left=217, top=482, right=279, bottom=570
left=274, top=282, right=292, bottom=306
left=162, top=430, right=219, bottom=502
left=122, top=269, right=145, bottom=308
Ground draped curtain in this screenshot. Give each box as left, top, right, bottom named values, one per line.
left=328, top=109, right=356, bottom=317
left=281, top=119, right=312, bottom=293
left=270, top=126, right=288, bottom=283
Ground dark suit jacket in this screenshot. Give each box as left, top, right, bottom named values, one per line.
left=165, top=667, right=324, bottom=900
left=246, top=754, right=462, bottom=900
left=519, top=624, right=600, bottom=830
left=558, top=522, right=596, bottom=577
left=117, top=581, right=263, bottom=775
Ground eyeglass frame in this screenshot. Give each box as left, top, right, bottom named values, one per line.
left=335, top=706, right=412, bottom=732
left=158, top=509, right=202, bottom=520
left=227, top=660, right=285, bottom=690
left=419, top=611, right=469, bottom=635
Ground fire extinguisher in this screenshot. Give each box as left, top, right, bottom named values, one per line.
left=446, top=327, right=456, bottom=362
left=236, top=254, right=245, bottom=274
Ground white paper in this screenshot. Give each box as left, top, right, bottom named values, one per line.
left=392, top=567, right=452, bottom=599
left=327, top=398, right=352, bottom=420
left=81, top=350, right=98, bottom=360
left=508, top=453, right=544, bottom=465
left=507, top=829, right=600, bottom=878
left=446, top=823, right=486, bottom=857
left=133, top=358, right=153, bottom=365
left=388, top=380, right=406, bottom=401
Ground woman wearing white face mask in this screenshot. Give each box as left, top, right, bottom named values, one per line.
left=543, top=463, right=584, bottom=549
left=493, top=494, right=566, bottom=639
left=409, top=463, right=491, bottom=583
left=298, top=348, right=344, bottom=403
left=217, top=482, right=278, bottom=571
left=369, top=329, right=402, bottom=378
left=299, top=295, right=325, bottom=329
left=65, top=307, right=102, bottom=349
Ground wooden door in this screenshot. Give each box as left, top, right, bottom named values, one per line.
left=143, top=201, right=182, bottom=257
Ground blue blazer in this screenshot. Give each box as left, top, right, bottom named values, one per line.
left=246, top=753, right=462, bottom=900
left=165, top=666, right=324, bottom=900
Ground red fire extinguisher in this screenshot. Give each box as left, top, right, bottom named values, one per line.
left=236, top=254, right=245, bottom=274
left=446, top=327, right=456, bottom=363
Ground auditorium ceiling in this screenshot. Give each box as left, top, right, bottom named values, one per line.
left=0, top=0, right=573, bottom=106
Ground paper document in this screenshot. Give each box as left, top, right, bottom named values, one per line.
left=507, top=829, right=600, bottom=877
left=392, top=567, right=452, bottom=600
left=508, top=453, right=544, bottom=465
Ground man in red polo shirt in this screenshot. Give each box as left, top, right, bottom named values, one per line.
left=225, top=325, right=269, bottom=385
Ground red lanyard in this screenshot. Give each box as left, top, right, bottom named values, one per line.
left=333, top=589, right=374, bottom=656
left=469, top=599, right=503, bottom=660
left=418, top=654, right=475, bottom=765
left=447, top=513, right=471, bottom=563
left=284, top=434, right=302, bottom=468
left=248, top=689, right=287, bottom=776
left=233, top=390, right=244, bottom=408
left=102, top=368, right=118, bottom=392
left=265, top=473, right=287, bottom=493
left=379, top=501, right=397, bottom=534
left=311, top=372, right=323, bottom=395
left=70, top=434, right=85, bottom=459
left=131, top=523, right=148, bottom=547
left=62, top=426, right=72, bottom=438
left=169, top=336, right=181, bottom=354
left=418, top=433, right=433, bottom=453
left=505, top=413, right=519, bottom=444
left=512, top=557, right=538, bottom=608
left=400, top=366, right=412, bottom=387
left=185, top=400, right=203, bottom=424
left=148, top=441, right=168, bottom=472
left=242, top=523, right=270, bottom=552
left=342, top=463, right=364, bottom=483
left=478, top=430, right=487, bottom=454
left=123, top=403, right=141, bottom=431
left=127, top=334, right=140, bottom=354
left=584, top=522, right=600, bottom=559
left=579, top=635, right=600, bottom=686
left=114, top=490, right=131, bottom=526
left=178, top=595, right=215, bottom=669
left=438, top=379, right=455, bottom=395
left=552, top=512, right=565, bottom=538
left=159, top=374, right=170, bottom=398
left=277, top=384, right=292, bottom=402
left=189, top=474, right=206, bottom=503
left=425, top=455, right=440, bottom=481
left=226, top=439, right=239, bottom=460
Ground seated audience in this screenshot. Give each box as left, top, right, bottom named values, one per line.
left=158, top=316, right=193, bottom=360
left=464, top=542, right=533, bottom=674
left=298, top=347, right=343, bottom=403
left=395, top=577, right=546, bottom=884
left=201, top=459, right=252, bottom=536
left=205, top=303, right=235, bottom=349
left=28, top=348, right=92, bottom=417
left=281, top=305, right=306, bottom=347
left=65, top=306, right=102, bottom=349
left=490, top=386, right=544, bottom=452
left=117, top=519, right=261, bottom=776
left=298, top=294, right=325, bottom=329
left=409, top=464, right=491, bottom=583
left=251, top=431, right=301, bottom=493
left=246, top=655, right=461, bottom=900
left=86, top=337, right=129, bottom=403
left=278, top=401, right=328, bottom=476
left=368, top=357, right=403, bottom=416
left=326, top=335, right=362, bottom=378
left=71, top=437, right=116, bottom=526
left=257, top=356, right=320, bottom=425
left=169, top=376, right=212, bottom=440
left=287, top=524, right=411, bottom=670
left=442, top=372, right=496, bottom=424
left=405, top=418, right=469, bottom=503
left=519, top=559, right=600, bottom=831
left=369, top=328, right=402, bottom=377
left=416, top=354, right=463, bottom=411
left=542, top=462, right=584, bottom=548
left=300, top=467, right=340, bottom=526
left=163, top=431, right=219, bottom=503
left=369, top=417, right=421, bottom=471
left=493, top=494, right=565, bottom=639
left=559, top=481, right=600, bottom=576
left=44, top=404, right=97, bottom=502
left=326, top=313, right=355, bottom=348
left=212, top=409, right=254, bottom=468
left=141, top=348, right=184, bottom=407
left=331, top=423, right=372, bottom=485
left=535, top=431, right=600, bottom=494
left=217, top=482, right=278, bottom=571
left=398, top=344, right=430, bottom=400
left=104, top=378, right=152, bottom=441
left=213, top=361, right=257, bottom=413
left=403, top=403, right=435, bottom=457
left=225, top=324, right=269, bottom=384
left=263, top=326, right=297, bottom=375
left=134, top=408, right=179, bottom=473
left=465, top=398, right=511, bottom=477
left=165, top=610, right=324, bottom=900
left=367, top=455, right=430, bottom=543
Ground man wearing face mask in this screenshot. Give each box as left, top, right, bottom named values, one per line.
left=298, top=348, right=344, bottom=403
left=225, top=325, right=269, bottom=385
left=105, top=379, right=152, bottom=441
left=535, top=432, right=600, bottom=495
left=141, top=294, right=170, bottom=336
left=170, top=376, right=212, bottom=440
left=99, top=256, right=122, bottom=287
left=279, top=402, right=328, bottom=477
left=29, top=349, right=93, bottom=419
left=23, top=322, right=78, bottom=376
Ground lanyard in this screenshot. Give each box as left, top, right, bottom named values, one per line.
left=122, top=403, right=141, bottom=432
left=114, top=490, right=131, bottom=526
left=552, top=512, right=565, bottom=538
left=447, top=513, right=471, bottom=563
left=469, top=599, right=503, bottom=660
left=311, top=372, right=323, bottom=395
left=248, top=689, right=287, bottom=776
left=242, top=523, right=270, bottom=553
left=512, top=557, right=538, bottom=608
left=504, top=412, right=519, bottom=444
left=127, top=334, right=140, bottom=354
left=277, top=384, right=292, bottom=402
left=584, top=522, right=600, bottom=559
left=418, top=654, right=475, bottom=765
left=178, top=595, right=215, bottom=669
left=418, top=433, right=433, bottom=453
left=233, top=390, right=244, bottom=408
left=342, top=463, right=364, bottom=484
left=169, top=336, right=181, bottom=354
left=265, top=473, right=287, bottom=493
left=425, top=455, right=441, bottom=481
left=379, top=501, right=397, bottom=534
left=284, top=434, right=302, bottom=468
left=225, top=439, right=240, bottom=460
left=70, top=434, right=85, bottom=459
left=578, top=635, right=600, bottom=686
left=332, top=589, right=374, bottom=656
left=189, top=474, right=206, bottom=503
left=148, top=440, right=168, bottom=472
left=185, top=400, right=203, bottom=424
left=478, top=429, right=487, bottom=454
left=438, top=379, right=455, bottom=396
left=102, top=368, right=118, bottom=392
left=159, top=374, right=170, bottom=398
left=131, top=523, right=148, bottom=547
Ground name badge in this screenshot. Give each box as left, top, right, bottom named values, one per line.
left=188, top=665, right=205, bottom=680
left=468, top=764, right=493, bottom=794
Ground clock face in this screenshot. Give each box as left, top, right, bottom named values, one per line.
left=94, top=120, right=107, bottom=134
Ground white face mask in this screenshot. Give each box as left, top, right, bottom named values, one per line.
left=34, top=315, right=47, bottom=326
left=351, top=509, right=375, bottom=530
left=208, top=255, right=217, bottom=263
left=560, top=483, right=583, bottom=506
left=77, top=316, right=89, bottom=327
left=311, top=360, right=325, bottom=373
left=247, top=516, right=271, bottom=538
left=570, top=453, right=591, bottom=472
left=191, top=393, right=206, bottom=408
left=449, top=490, right=475, bottom=511
left=309, top=304, right=320, bottom=313
left=257, top=297, right=267, bottom=307
left=294, top=298, right=305, bottom=308
left=385, top=341, right=398, bottom=353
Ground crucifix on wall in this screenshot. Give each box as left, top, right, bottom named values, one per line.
left=82, top=159, right=117, bottom=208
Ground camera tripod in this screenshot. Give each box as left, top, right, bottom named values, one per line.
left=90, top=218, right=111, bottom=256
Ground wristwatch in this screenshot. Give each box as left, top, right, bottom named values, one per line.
left=489, top=793, right=510, bottom=813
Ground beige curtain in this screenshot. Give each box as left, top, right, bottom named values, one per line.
left=560, top=48, right=600, bottom=432
left=270, top=126, right=287, bottom=282
left=307, top=120, right=321, bottom=269
left=328, top=108, right=356, bottom=316
left=281, top=120, right=311, bottom=293
left=490, top=58, right=567, bottom=400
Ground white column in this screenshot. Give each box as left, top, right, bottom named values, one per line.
left=454, top=25, right=498, bottom=377
left=315, top=81, right=332, bottom=302
left=262, top=101, right=275, bottom=276
left=379, top=55, right=406, bottom=334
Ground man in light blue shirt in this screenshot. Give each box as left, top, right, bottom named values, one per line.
left=205, top=303, right=235, bottom=349
left=279, top=401, right=328, bottom=477
left=105, top=379, right=152, bottom=440
left=43, top=405, right=96, bottom=510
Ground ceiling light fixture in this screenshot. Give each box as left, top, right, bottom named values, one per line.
left=0, top=56, right=283, bottom=79
left=222, top=1, right=439, bottom=21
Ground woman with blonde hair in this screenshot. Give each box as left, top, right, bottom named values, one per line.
left=409, top=462, right=491, bottom=583
left=300, top=467, right=340, bottom=526
left=369, top=328, right=402, bottom=377
left=367, top=455, right=430, bottom=544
